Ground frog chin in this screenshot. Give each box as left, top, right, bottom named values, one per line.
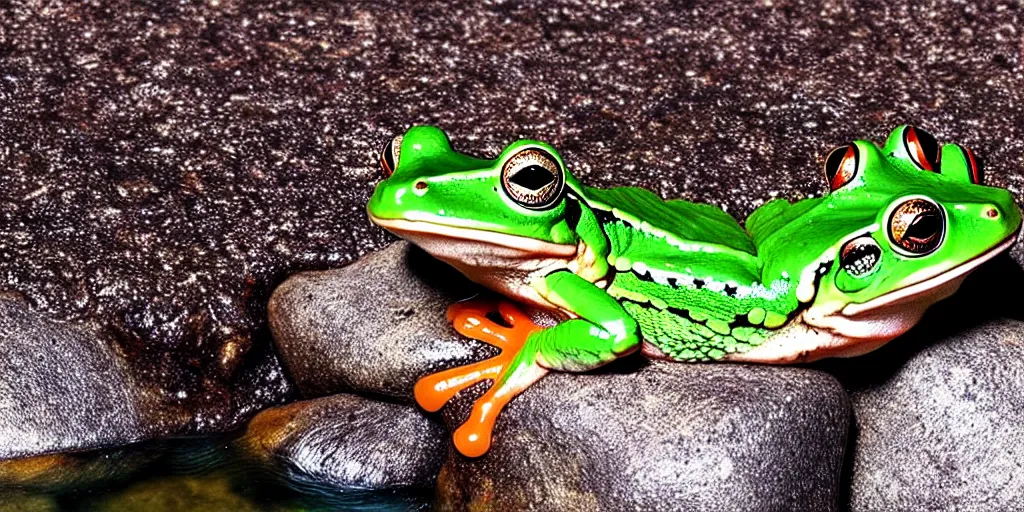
left=369, top=216, right=577, bottom=309
left=727, top=231, right=1018, bottom=364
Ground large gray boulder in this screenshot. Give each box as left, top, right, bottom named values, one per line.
left=0, top=294, right=186, bottom=460
left=833, top=271, right=1024, bottom=511
left=437, top=361, right=850, bottom=512
left=268, top=242, right=493, bottom=401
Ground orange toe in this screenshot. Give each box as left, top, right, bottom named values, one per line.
left=497, top=301, right=542, bottom=333
left=453, top=419, right=494, bottom=458
left=449, top=362, right=550, bottom=457
left=446, top=298, right=496, bottom=323
left=413, top=357, right=506, bottom=412
left=418, top=299, right=551, bottom=457
left=452, top=391, right=508, bottom=458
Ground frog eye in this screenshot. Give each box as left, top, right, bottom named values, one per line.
left=840, top=236, right=882, bottom=277
left=902, top=126, right=940, bottom=172
left=824, top=144, right=859, bottom=191
left=888, top=198, right=945, bottom=256
left=956, top=144, right=982, bottom=184
left=379, top=135, right=402, bottom=177
left=501, top=148, right=564, bottom=210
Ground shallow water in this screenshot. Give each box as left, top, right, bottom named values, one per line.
left=0, top=438, right=431, bottom=511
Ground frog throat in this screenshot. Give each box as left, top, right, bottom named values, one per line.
left=368, top=216, right=578, bottom=262
left=801, top=229, right=1018, bottom=339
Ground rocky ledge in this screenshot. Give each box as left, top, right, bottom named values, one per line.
left=264, top=241, right=1024, bottom=510
left=267, top=242, right=850, bottom=510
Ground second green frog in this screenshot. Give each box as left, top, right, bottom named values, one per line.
left=367, top=125, right=1021, bottom=457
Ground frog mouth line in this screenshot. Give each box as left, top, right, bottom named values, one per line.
left=842, top=229, right=1020, bottom=317
left=368, top=216, right=579, bottom=259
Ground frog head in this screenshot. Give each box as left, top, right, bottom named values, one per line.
left=368, top=126, right=582, bottom=292
left=753, top=126, right=1021, bottom=359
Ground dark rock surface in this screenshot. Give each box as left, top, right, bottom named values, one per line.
left=817, top=260, right=1024, bottom=511
left=268, top=241, right=850, bottom=509
left=0, top=294, right=186, bottom=459
left=3, top=0, right=1024, bottom=432
left=240, top=393, right=445, bottom=491
left=269, top=242, right=490, bottom=401
left=437, top=361, right=850, bottom=512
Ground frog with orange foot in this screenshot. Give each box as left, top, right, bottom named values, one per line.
left=367, top=125, right=1021, bottom=457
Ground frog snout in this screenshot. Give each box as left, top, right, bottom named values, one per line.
left=977, top=193, right=1023, bottom=237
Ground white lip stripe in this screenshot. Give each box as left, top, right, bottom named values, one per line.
left=369, top=216, right=578, bottom=258
left=842, top=231, right=1019, bottom=316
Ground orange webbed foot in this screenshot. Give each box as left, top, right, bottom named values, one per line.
left=413, top=298, right=549, bottom=457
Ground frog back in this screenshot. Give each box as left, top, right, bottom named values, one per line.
left=582, top=186, right=756, bottom=255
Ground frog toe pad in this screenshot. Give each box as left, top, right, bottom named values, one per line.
left=413, top=298, right=548, bottom=457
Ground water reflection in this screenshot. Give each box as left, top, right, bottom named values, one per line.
left=0, top=437, right=430, bottom=511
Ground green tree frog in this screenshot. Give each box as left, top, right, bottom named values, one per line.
left=367, top=125, right=1021, bottom=457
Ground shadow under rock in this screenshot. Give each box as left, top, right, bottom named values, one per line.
left=405, top=245, right=478, bottom=299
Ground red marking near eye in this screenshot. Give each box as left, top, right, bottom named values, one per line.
left=964, top=146, right=979, bottom=184
left=380, top=149, right=393, bottom=177
left=827, top=145, right=858, bottom=191
left=906, top=128, right=932, bottom=171
left=903, top=127, right=939, bottom=172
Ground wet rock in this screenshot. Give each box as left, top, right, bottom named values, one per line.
left=240, top=393, right=445, bottom=491
left=437, top=361, right=849, bottom=511
left=268, top=242, right=490, bottom=401
left=0, top=447, right=160, bottom=493
left=0, top=294, right=187, bottom=460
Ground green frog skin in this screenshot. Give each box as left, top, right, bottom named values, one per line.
left=367, top=125, right=1021, bottom=457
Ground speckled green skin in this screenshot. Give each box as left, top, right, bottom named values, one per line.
left=563, top=191, right=796, bottom=361
left=369, top=125, right=1021, bottom=368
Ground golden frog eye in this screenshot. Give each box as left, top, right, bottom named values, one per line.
left=501, top=148, right=564, bottom=210
left=902, top=126, right=940, bottom=172
left=888, top=198, right=945, bottom=256
left=839, top=236, right=882, bottom=277
left=824, top=144, right=859, bottom=192
left=380, top=135, right=402, bottom=177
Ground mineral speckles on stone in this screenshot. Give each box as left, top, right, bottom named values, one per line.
left=2, top=1, right=1024, bottom=430
left=437, top=362, right=850, bottom=511
left=239, top=394, right=445, bottom=490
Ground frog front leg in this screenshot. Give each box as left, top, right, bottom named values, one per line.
left=414, top=271, right=640, bottom=457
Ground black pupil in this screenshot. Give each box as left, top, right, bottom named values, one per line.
left=509, top=164, right=555, bottom=190
left=906, top=211, right=940, bottom=242
left=841, top=240, right=881, bottom=275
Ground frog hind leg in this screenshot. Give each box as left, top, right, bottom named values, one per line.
left=414, top=299, right=542, bottom=412
left=413, top=298, right=549, bottom=457
left=416, top=272, right=640, bottom=457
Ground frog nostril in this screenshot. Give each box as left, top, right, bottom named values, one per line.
left=414, top=181, right=428, bottom=192
left=985, top=207, right=1000, bottom=219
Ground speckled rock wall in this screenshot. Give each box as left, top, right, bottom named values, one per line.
left=1, top=0, right=1022, bottom=436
